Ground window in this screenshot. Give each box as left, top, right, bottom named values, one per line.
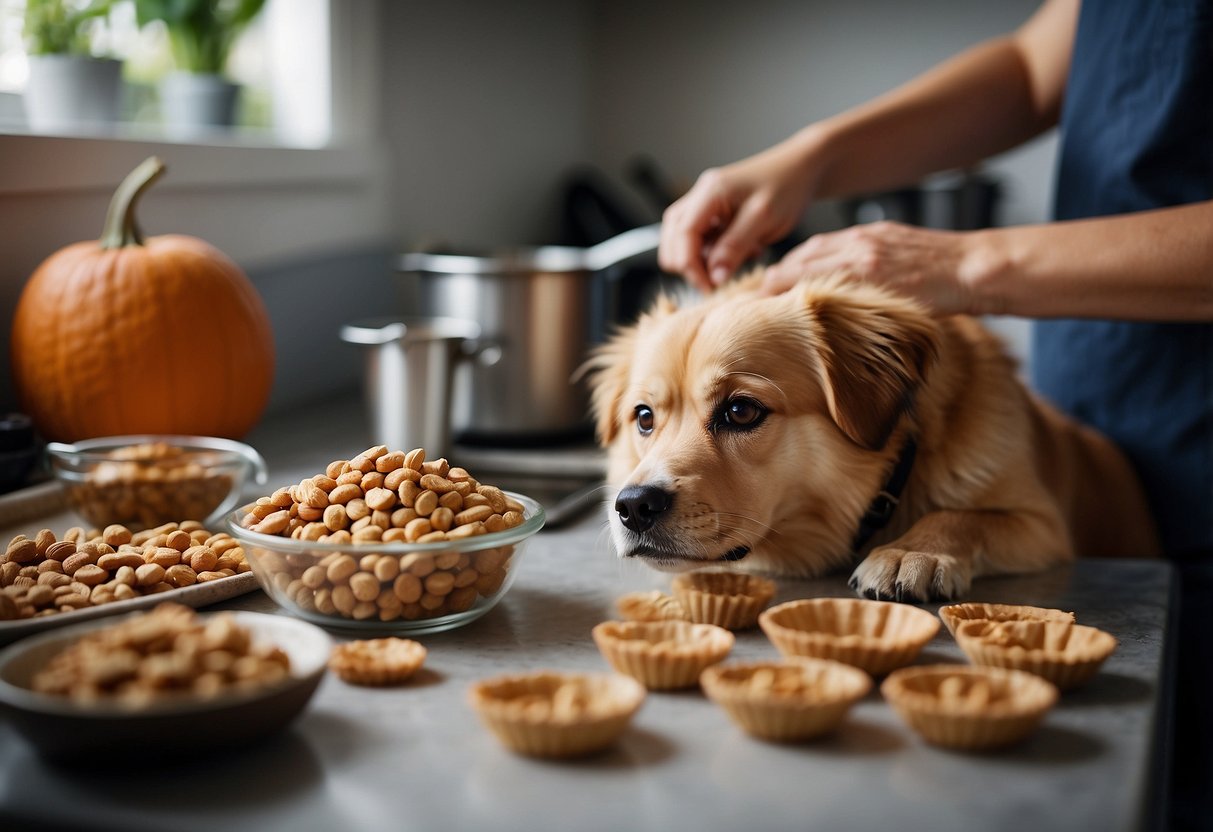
left=0, top=0, right=331, bottom=148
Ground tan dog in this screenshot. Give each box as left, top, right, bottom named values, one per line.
left=586, top=273, right=1159, bottom=602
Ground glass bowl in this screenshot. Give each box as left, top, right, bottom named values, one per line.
left=46, top=435, right=268, bottom=530
left=225, top=493, right=545, bottom=635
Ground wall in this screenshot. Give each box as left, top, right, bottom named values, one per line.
left=379, top=0, right=593, bottom=251
left=585, top=0, right=1054, bottom=227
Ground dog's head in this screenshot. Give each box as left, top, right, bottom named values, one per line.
left=586, top=272, right=939, bottom=577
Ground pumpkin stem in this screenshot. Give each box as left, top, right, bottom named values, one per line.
left=99, top=157, right=167, bottom=249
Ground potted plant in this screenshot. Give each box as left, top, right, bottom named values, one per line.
left=22, top=0, right=122, bottom=132
left=134, top=0, right=265, bottom=133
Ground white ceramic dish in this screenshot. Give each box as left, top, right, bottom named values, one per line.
left=0, top=609, right=330, bottom=762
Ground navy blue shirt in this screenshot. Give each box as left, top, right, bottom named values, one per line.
left=1032, top=0, right=1213, bottom=555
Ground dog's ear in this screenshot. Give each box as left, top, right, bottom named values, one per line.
left=803, top=281, right=940, bottom=451
left=582, top=326, right=636, bottom=445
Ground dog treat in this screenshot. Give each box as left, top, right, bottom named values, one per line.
left=29, top=603, right=290, bottom=706
left=615, top=590, right=690, bottom=622
left=670, top=571, right=776, bottom=630
left=952, top=619, right=1117, bottom=691
left=0, top=523, right=250, bottom=622
left=881, top=664, right=1059, bottom=750
left=328, top=637, right=427, bottom=685
left=758, top=597, right=940, bottom=676
left=237, top=446, right=528, bottom=624
left=700, top=658, right=871, bottom=742
left=938, top=602, right=1076, bottom=638
left=60, top=442, right=235, bottom=530
left=592, top=619, right=734, bottom=690
left=467, top=671, right=645, bottom=758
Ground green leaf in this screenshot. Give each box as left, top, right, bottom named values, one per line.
left=133, top=0, right=265, bottom=74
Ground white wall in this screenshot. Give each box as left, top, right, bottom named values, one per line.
left=585, top=0, right=1055, bottom=228
left=380, top=0, right=593, bottom=250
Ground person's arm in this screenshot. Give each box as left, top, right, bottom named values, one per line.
left=659, top=0, right=1080, bottom=291
left=761, top=201, right=1213, bottom=321
left=969, top=202, right=1213, bottom=320
left=806, top=0, right=1075, bottom=199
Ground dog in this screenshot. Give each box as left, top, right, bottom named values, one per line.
left=586, top=272, right=1160, bottom=602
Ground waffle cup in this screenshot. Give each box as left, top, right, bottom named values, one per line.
left=592, top=620, right=734, bottom=690
left=670, top=571, right=776, bottom=630
left=701, top=658, right=871, bottom=742
left=467, top=671, right=645, bottom=758
left=938, top=602, right=1075, bottom=638
left=328, top=637, right=427, bottom=686
left=759, top=597, right=939, bottom=676
left=953, top=619, right=1117, bottom=691
left=882, top=664, right=1059, bottom=750
left=615, top=590, right=691, bottom=623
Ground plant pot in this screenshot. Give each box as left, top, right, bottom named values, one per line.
left=159, top=71, right=239, bottom=136
left=23, top=55, right=122, bottom=133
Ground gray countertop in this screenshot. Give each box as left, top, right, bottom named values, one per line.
left=0, top=399, right=1175, bottom=832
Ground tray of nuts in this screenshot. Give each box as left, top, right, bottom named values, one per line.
left=0, top=521, right=259, bottom=646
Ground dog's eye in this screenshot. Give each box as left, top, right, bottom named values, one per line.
left=712, top=397, right=768, bottom=433
left=634, top=405, right=655, bottom=435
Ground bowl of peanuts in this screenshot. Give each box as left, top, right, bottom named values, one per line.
left=0, top=603, right=331, bottom=762
left=226, top=445, right=545, bottom=635
left=46, top=435, right=269, bottom=530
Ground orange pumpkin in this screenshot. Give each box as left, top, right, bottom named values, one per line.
left=10, top=157, right=275, bottom=442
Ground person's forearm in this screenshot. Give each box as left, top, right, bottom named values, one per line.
left=794, top=0, right=1076, bottom=201
left=965, top=201, right=1213, bottom=321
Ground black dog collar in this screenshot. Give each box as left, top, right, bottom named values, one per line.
left=851, top=436, right=918, bottom=552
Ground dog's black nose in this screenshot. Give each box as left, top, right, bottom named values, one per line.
left=614, top=484, right=672, bottom=533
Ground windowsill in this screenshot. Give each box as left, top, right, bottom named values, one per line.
left=0, top=121, right=384, bottom=195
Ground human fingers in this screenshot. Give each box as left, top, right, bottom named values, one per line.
left=658, top=170, right=733, bottom=290
left=703, top=194, right=779, bottom=287
left=760, top=234, right=840, bottom=294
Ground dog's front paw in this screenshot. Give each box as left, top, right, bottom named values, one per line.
left=848, top=547, right=972, bottom=603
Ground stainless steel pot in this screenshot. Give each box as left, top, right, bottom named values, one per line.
left=398, top=223, right=661, bottom=442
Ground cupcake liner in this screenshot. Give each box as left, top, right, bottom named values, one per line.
left=701, top=658, right=871, bottom=742
left=615, top=590, right=690, bottom=622
left=671, top=571, right=776, bottom=630
left=953, top=619, right=1116, bottom=691
left=592, top=620, right=734, bottom=690
left=938, top=602, right=1075, bottom=638
left=328, top=637, right=427, bottom=686
left=467, top=671, right=645, bottom=758
left=882, top=664, right=1058, bottom=750
left=759, top=597, right=939, bottom=676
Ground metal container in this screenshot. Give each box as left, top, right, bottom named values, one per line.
left=340, top=317, right=482, bottom=458
left=398, top=224, right=660, bottom=442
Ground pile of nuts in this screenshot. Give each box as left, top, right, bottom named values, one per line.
left=238, top=445, right=528, bottom=623
left=0, top=521, right=250, bottom=621
left=30, top=603, right=290, bottom=706
left=62, top=442, right=234, bottom=529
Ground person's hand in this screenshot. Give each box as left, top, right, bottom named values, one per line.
left=659, top=137, right=821, bottom=293
left=761, top=221, right=982, bottom=316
